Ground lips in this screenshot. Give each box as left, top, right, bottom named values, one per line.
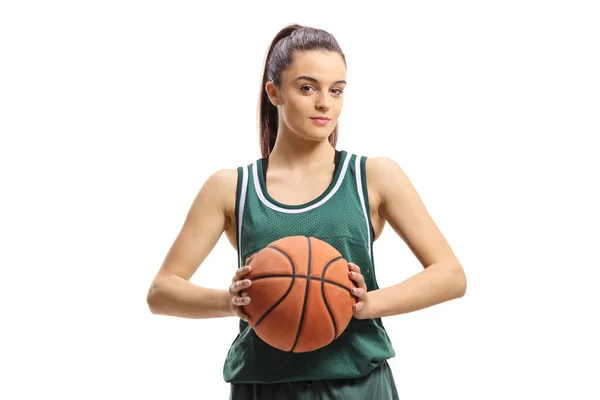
left=311, top=117, right=330, bottom=126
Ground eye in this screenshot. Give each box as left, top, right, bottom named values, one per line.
left=332, top=88, right=343, bottom=95
left=300, top=85, right=315, bottom=93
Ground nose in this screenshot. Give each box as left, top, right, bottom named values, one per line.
left=315, top=92, right=331, bottom=112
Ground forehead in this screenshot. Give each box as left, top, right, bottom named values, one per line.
left=283, top=50, right=346, bottom=82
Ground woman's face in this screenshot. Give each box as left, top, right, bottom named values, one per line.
left=267, top=50, right=347, bottom=143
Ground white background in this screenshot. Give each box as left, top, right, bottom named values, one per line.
left=1, top=1, right=599, bottom=399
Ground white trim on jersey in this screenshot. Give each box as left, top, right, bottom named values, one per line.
left=355, top=155, right=373, bottom=262
left=237, top=165, right=249, bottom=267
left=251, top=151, right=352, bottom=214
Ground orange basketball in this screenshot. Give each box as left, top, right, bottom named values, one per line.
left=241, top=235, right=356, bottom=353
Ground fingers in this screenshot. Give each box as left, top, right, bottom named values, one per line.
left=352, top=301, right=364, bottom=311
left=351, top=287, right=366, bottom=299
left=230, top=259, right=256, bottom=322
left=348, top=262, right=361, bottom=273
left=348, top=262, right=366, bottom=312
left=231, top=285, right=250, bottom=322
left=229, top=277, right=252, bottom=295
left=349, top=271, right=365, bottom=286
left=232, top=292, right=251, bottom=306
left=230, top=267, right=252, bottom=322
left=232, top=265, right=252, bottom=283
left=350, top=285, right=366, bottom=312
left=232, top=254, right=256, bottom=283
left=230, top=288, right=251, bottom=321
left=348, top=263, right=366, bottom=288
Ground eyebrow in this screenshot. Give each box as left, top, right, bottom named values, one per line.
left=294, top=76, right=347, bottom=85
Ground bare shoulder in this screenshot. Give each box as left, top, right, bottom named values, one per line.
left=203, top=168, right=238, bottom=196
left=365, top=156, right=411, bottom=207
left=366, top=156, right=460, bottom=268
left=365, top=156, right=404, bottom=180
left=199, top=168, right=238, bottom=218
left=151, top=168, right=240, bottom=282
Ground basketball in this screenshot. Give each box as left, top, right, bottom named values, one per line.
left=241, top=235, right=356, bottom=353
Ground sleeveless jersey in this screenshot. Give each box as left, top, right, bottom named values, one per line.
left=222, top=150, right=396, bottom=384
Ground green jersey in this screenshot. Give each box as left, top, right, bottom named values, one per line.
left=223, top=150, right=395, bottom=384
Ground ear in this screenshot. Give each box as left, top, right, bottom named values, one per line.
left=265, top=81, right=281, bottom=106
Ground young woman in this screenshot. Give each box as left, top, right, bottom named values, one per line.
left=147, top=24, right=467, bottom=399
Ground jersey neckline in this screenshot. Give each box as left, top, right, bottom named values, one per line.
left=254, top=150, right=349, bottom=212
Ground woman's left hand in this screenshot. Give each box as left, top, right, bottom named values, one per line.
left=348, top=263, right=370, bottom=319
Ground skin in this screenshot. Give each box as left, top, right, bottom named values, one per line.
left=146, top=50, right=467, bottom=322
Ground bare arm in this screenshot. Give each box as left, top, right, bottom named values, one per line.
left=355, top=157, right=467, bottom=319
left=146, top=169, right=238, bottom=319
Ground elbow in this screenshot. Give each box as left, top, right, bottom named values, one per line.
left=454, top=265, right=467, bottom=298
left=146, top=280, right=164, bottom=315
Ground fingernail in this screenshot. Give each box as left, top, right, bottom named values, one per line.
left=350, top=271, right=355, bottom=277
left=243, top=280, right=251, bottom=286
left=351, top=288, right=356, bottom=295
left=244, top=298, right=249, bottom=304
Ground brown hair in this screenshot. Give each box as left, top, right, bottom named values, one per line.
left=258, top=24, right=346, bottom=158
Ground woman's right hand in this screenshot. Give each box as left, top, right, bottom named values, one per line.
left=229, top=255, right=255, bottom=321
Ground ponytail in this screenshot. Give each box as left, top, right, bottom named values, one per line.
left=257, top=24, right=345, bottom=158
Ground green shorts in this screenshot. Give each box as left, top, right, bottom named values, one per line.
left=229, top=360, right=399, bottom=400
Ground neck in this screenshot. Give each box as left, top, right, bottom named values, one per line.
left=269, top=133, right=336, bottom=171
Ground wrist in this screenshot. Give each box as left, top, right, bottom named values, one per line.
left=220, top=289, right=236, bottom=317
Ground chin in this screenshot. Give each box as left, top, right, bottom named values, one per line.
left=288, top=122, right=335, bottom=143
left=304, top=125, right=335, bottom=140
left=304, top=131, right=334, bottom=143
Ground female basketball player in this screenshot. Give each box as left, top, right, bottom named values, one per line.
left=147, top=24, right=467, bottom=399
